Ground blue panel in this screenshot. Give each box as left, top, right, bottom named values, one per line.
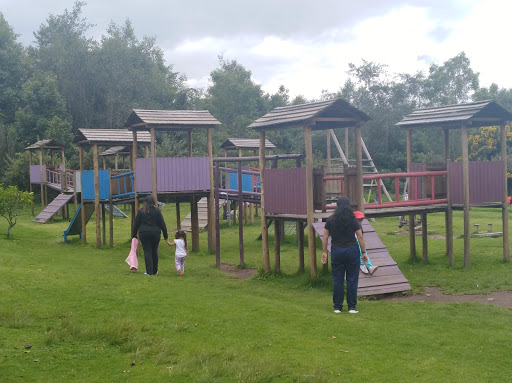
left=229, top=173, right=253, bottom=192
left=82, top=170, right=110, bottom=200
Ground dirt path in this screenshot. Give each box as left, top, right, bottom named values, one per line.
left=381, top=287, right=512, bottom=309
left=219, top=263, right=257, bottom=280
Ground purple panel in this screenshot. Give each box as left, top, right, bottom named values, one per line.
left=265, top=168, right=306, bottom=215
left=136, top=157, right=211, bottom=193
left=30, top=165, right=46, bottom=183
left=449, top=161, right=504, bottom=205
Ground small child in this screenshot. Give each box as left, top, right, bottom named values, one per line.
left=166, top=231, right=189, bottom=276
left=354, top=211, right=378, bottom=275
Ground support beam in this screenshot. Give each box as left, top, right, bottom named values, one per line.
left=39, top=149, right=44, bottom=209
left=297, top=221, right=305, bottom=272
left=80, top=145, right=86, bottom=245
left=238, top=160, right=245, bottom=266
left=304, top=125, right=317, bottom=278
left=93, top=144, right=101, bottom=248
left=191, top=196, right=199, bottom=251
left=207, top=128, right=215, bottom=252
left=421, top=213, right=428, bottom=264
left=355, top=127, right=364, bottom=212
left=444, top=129, right=454, bottom=266
left=176, top=201, right=181, bottom=230
left=188, top=130, right=193, bottom=157
left=29, top=151, right=34, bottom=216
left=150, top=127, right=157, bottom=203
left=501, top=124, right=510, bottom=262
left=132, top=131, right=138, bottom=212
left=326, top=130, right=331, bottom=169
left=274, top=220, right=281, bottom=273
left=214, top=162, right=221, bottom=268
left=406, top=128, right=416, bottom=262
left=461, top=125, right=471, bottom=267
left=259, top=131, right=270, bottom=272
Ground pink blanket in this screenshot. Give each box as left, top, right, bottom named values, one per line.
left=125, top=238, right=139, bottom=271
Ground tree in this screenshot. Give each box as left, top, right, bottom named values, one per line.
left=0, top=184, right=33, bottom=238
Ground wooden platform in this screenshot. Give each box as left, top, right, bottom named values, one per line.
left=181, top=197, right=209, bottom=232
left=313, top=220, right=411, bottom=296
left=33, top=193, right=74, bottom=223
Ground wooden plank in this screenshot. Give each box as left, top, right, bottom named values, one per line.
left=260, top=131, right=270, bottom=272
left=358, top=283, right=412, bottom=296
left=358, top=274, right=409, bottom=288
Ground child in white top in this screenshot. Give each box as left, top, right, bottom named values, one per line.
left=166, top=230, right=189, bottom=276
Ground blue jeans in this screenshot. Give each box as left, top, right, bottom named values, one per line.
left=331, top=245, right=360, bottom=310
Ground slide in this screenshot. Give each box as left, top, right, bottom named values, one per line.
left=63, top=203, right=95, bottom=242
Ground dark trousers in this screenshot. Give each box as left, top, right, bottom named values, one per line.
left=331, top=245, right=360, bottom=310
left=139, top=231, right=161, bottom=275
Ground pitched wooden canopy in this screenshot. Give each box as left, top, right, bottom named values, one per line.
left=25, top=139, right=65, bottom=151
left=124, top=109, right=221, bottom=131
left=74, top=129, right=151, bottom=146
left=396, top=100, right=512, bottom=129
left=249, top=98, right=370, bottom=131
left=220, top=138, right=276, bottom=151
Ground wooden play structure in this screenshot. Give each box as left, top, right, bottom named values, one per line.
left=124, top=109, right=221, bottom=252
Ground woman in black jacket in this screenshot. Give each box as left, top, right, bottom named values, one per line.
left=132, top=195, right=169, bottom=275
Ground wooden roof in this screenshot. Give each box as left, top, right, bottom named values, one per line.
left=25, top=139, right=65, bottom=151
left=220, top=138, right=276, bottom=151
left=124, top=109, right=221, bottom=130
left=74, top=129, right=151, bottom=146
left=100, top=146, right=130, bottom=156
left=396, top=100, right=512, bottom=129
left=248, top=98, right=370, bottom=131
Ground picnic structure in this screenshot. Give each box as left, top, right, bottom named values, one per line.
left=124, top=109, right=221, bottom=253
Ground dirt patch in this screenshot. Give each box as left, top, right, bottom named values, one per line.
left=219, top=263, right=257, bottom=280
left=381, top=287, right=512, bottom=309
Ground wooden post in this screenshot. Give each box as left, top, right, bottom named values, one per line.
left=297, top=221, right=305, bottom=272
left=39, top=149, right=45, bottom=209
left=327, top=130, right=331, bottom=169
left=238, top=160, right=244, bottom=266
left=355, top=127, right=364, bottom=212
left=274, top=219, right=281, bottom=273
left=102, top=157, right=106, bottom=170
left=51, top=150, right=55, bottom=168
left=176, top=201, right=181, bottom=230
left=109, top=185, right=114, bottom=248
left=150, top=127, right=157, bottom=203
left=259, top=131, right=270, bottom=272
left=114, top=153, right=118, bottom=170
left=215, top=162, right=221, bottom=268
left=444, top=129, right=453, bottom=266
left=421, top=213, right=428, bottom=264
left=461, top=125, right=470, bottom=267
left=188, top=130, right=193, bottom=157
left=406, top=128, right=416, bottom=261
left=93, top=144, right=101, bottom=248
left=145, top=145, right=149, bottom=158
left=29, top=151, right=34, bottom=216
left=250, top=203, right=254, bottom=224
left=345, top=128, right=349, bottom=161
left=132, top=131, right=138, bottom=212
left=102, top=203, right=106, bottom=246
left=207, top=127, right=216, bottom=252
left=80, top=145, right=86, bottom=245
left=191, top=196, right=199, bottom=252
left=501, top=124, right=510, bottom=262
left=304, top=125, right=317, bottom=278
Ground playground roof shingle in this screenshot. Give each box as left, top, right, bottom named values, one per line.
left=25, top=139, right=66, bottom=151
left=248, top=98, right=370, bottom=131
left=124, top=109, right=221, bottom=130
left=74, top=129, right=151, bottom=146
left=220, top=138, right=276, bottom=151
left=396, top=100, right=512, bottom=129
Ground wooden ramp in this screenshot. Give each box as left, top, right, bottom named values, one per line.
left=33, top=193, right=74, bottom=223
left=313, top=220, right=411, bottom=296
left=181, top=197, right=208, bottom=232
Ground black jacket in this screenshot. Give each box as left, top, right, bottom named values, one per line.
left=131, top=206, right=168, bottom=240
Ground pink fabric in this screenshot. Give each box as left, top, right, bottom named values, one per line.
left=125, top=238, right=139, bottom=271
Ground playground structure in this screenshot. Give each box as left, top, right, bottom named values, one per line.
left=125, top=109, right=221, bottom=252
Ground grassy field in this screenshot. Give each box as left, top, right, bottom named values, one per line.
left=1, top=203, right=512, bottom=382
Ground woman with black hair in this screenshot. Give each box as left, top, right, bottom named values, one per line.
left=321, top=197, right=368, bottom=313
left=132, top=195, right=169, bottom=275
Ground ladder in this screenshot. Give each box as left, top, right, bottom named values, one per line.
left=327, top=129, right=392, bottom=203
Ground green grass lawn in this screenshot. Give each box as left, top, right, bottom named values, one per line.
left=1, top=204, right=512, bottom=382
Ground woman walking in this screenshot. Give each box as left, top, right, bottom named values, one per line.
left=132, top=195, right=169, bottom=275
left=321, top=197, right=368, bottom=313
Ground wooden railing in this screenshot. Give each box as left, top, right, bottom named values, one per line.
left=111, top=171, right=134, bottom=199
left=46, top=168, right=74, bottom=191
left=323, top=170, right=448, bottom=209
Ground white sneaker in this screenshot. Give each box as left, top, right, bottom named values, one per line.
left=334, top=309, right=342, bottom=314
left=348, top=309, right=359, bottom=314
left=368, top=265, right=379, bottom=275
left=360, top=265, right=369, bottom=274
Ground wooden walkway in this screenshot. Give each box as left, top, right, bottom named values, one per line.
left=313, top=220, right=411, bottom=296
left=181, top=197, right=209, bottom=232
left=33, top=193, right=74, bottom=223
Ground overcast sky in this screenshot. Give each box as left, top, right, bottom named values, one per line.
left=3, top=0, right=511, bottom=99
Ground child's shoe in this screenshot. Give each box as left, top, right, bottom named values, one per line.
left=368, top=265, right=379, bottom=275
left=360, top=265, right=369, bottom=274
left=178, top=270, right=184, bottom=276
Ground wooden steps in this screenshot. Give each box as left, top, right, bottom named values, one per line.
left=313, top=220, right=411, bottom=296
left=33, top=193, right=74, bottom=223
